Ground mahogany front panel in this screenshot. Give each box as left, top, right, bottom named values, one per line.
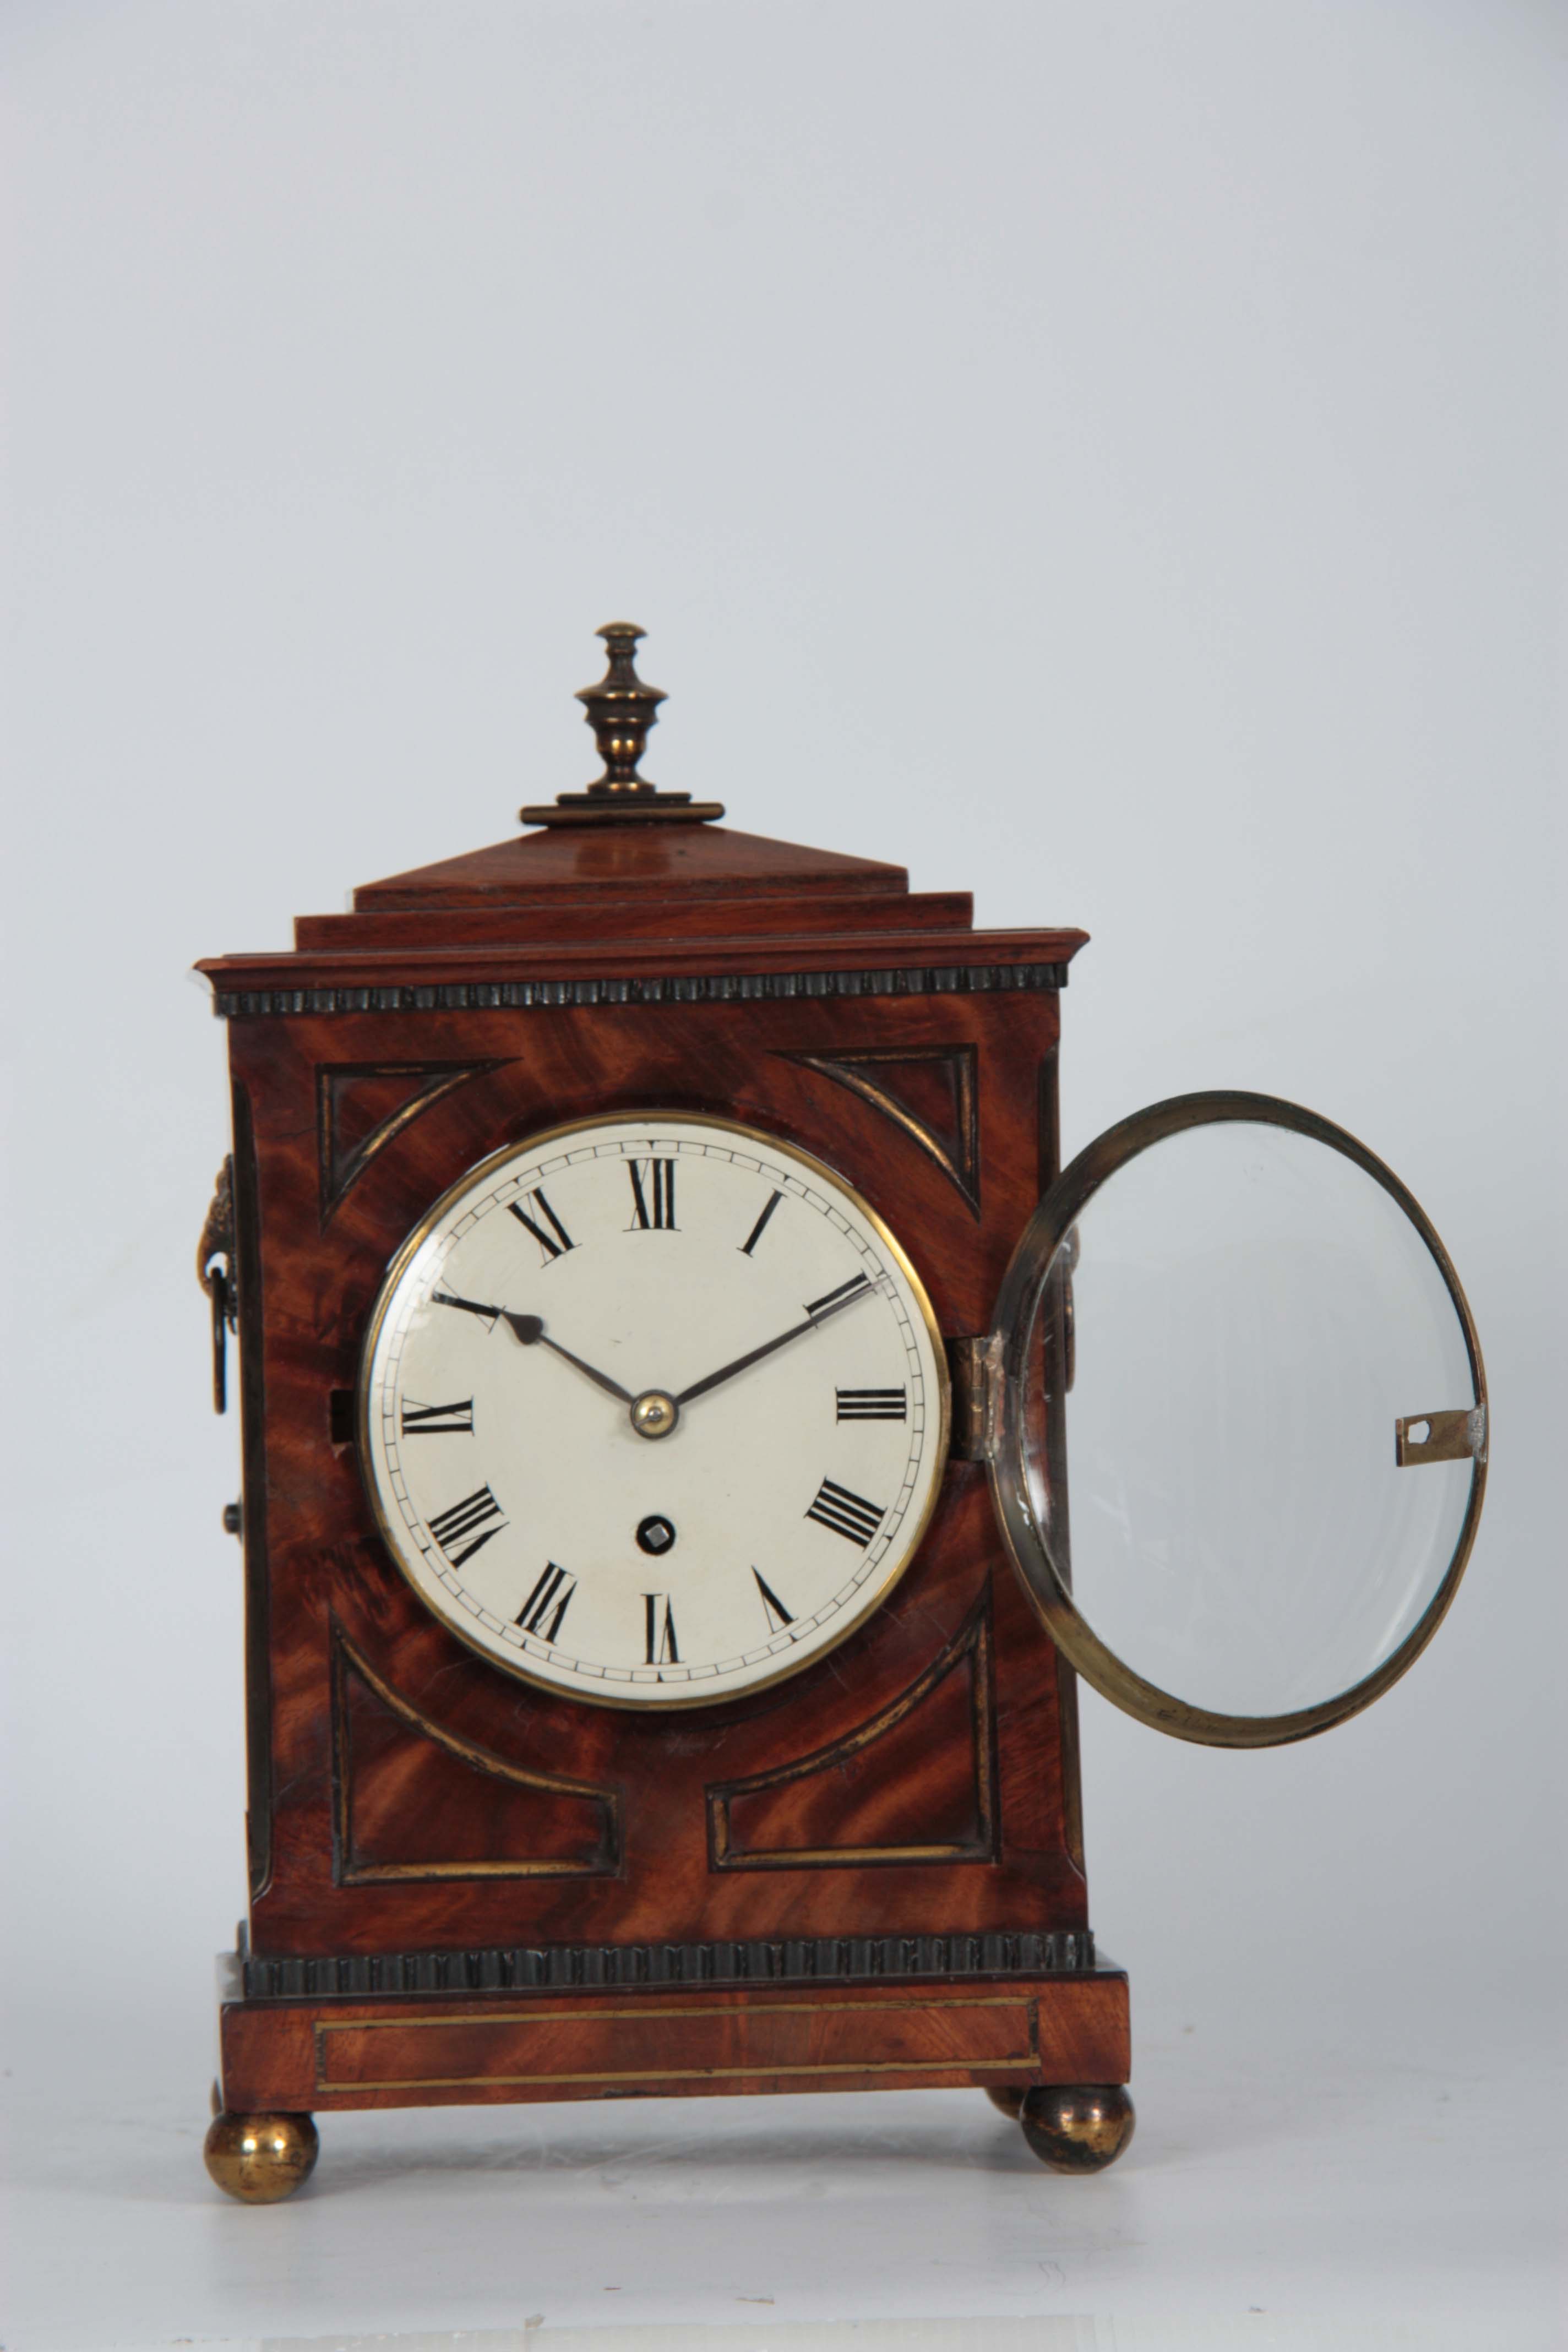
left=224, top=985, right=1086, bottom=1962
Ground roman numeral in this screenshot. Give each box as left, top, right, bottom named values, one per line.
left=805, top=1273, right=874, bottom=1319
left=627, top=1157, right=677, bottom=1231
left=508, top=1187, right=575, bottom=1262
left=400, top=1397, right=475, bottom=1436
left=739, top=1189, right=784, bottom=1256
left=805, top=1477, right=885, bottom=1548
left=644, top=1593, right=679, bottom=1664
left=515, top=1562, right=576, bottom=1643
left=426, top=1484, right=507, bottom=1567
left=753, top=1569, right=794, bottom=1634
left=836, top=1387, right=907, bottom=1422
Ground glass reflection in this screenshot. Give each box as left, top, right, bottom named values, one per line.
left=1017, top=1121, right=1477, bottom=1719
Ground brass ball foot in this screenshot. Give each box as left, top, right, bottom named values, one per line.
left=984, top=2085, right=1026, bottom=2120
left=1019, top=2083, right=1135, bottom=2174
left=203, top=2109, right=319, bottom=2203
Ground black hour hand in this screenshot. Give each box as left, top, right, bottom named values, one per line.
left=431, top=1293, right=634, bottom=1406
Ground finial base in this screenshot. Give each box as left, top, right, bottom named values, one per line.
left=520, top=793, right=726, bottom=830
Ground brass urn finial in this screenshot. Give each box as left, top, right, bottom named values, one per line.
left=520, top=623, right=725, bottom=829
left=578, top=622, right=665, bottom=794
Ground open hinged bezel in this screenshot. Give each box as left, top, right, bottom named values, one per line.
left=985, top=1090, right=1489, bottom=1749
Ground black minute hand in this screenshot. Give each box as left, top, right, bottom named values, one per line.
left=673, top=1274, right=876, bottom=1409
left=431, top=1293, right=635, bottom=1406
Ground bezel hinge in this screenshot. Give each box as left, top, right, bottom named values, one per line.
left=946, top=1332, right=1003, bottom=1463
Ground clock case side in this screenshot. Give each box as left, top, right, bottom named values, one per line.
left=202, top=819, right=1118, bottom=2106
left=230, top=1077, right=274, bottom=1903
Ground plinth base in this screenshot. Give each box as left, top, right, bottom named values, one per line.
left=209, top=1949, right=1129, bottom=2192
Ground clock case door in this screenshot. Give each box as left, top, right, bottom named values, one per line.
left=984, top=1091, right=1488, bottom=1749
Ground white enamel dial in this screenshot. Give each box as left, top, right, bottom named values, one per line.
left=358, top=1113, right=950, bottom=1707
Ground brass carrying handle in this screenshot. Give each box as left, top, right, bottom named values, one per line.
left=197, top=1158, right=238, bottom=1414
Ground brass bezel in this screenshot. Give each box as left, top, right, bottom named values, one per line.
left=986, top=1090, right=1489, bottom=1750
left=357, top=1109, right=953, bottom=1711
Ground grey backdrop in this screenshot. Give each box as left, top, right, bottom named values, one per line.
left=1, top=1, right=1561, bottom=2339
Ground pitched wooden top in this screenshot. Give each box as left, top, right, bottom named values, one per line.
left=199, top=812, right=1087, bottom=979
left=353, top=823, right=908, bottom=912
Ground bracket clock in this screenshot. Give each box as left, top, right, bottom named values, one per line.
left=194, top=625, right=1488, bottom=2202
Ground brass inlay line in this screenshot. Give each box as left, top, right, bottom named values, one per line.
left=716, top=1842, right=984, bottom=1866
left=317, top=2055, right=1041, bottom=2093
left=313, top=1996, right=1038, bottom=2094
left=334, top=1858, right=613, bottom=1881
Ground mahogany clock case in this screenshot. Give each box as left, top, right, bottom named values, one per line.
left=196, top=796, right=1134, bottom=2150
left=192, top=628, right=1487, bottom=2198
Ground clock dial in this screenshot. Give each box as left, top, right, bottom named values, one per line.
left=358, top=1113, right=950, bottom=1706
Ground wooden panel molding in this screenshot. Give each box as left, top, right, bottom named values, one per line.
left=707, top=1595, right=998, bottom=1871
left=315, top=1059, right=508, bottom=1221
left=782, top=1042, right=981, bottom=1212
left=330, top=1625, right=622, bottom=1884
left=313, top=1992, right=1039, bottom=2095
